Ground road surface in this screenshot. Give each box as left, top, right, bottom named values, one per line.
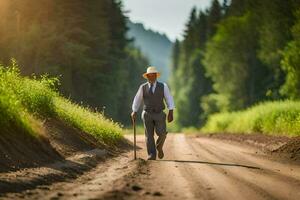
left=2, top=134, right=300, bottom=200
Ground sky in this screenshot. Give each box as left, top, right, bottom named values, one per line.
left=122, top=0, right=213, bottom=41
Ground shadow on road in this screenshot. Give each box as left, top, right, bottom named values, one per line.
left=157, top=159, right=261, bottom=170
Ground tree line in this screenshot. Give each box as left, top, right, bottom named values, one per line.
left=0, top=0, right=148, bottom=125
left=170, top=0, right=300, bottom=130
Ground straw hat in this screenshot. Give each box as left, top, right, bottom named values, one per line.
left=142, top=66, right=161, bottom=79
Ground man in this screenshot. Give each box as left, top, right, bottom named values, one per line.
left=131, top=66, right=175, bottom=160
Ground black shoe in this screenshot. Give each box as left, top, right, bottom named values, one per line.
left=147, top=155, right=156, bottom=160
left=157, top=147, right=164, bottom=159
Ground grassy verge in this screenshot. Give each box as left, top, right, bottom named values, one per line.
left=0, top=60, right=122, bottom=145
left=201, top=100, right=300, bottom=136
left=0, top=63, right=39, bottom=137
left=54, top=98, right=122, bottom=145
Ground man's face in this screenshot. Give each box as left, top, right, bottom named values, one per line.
left=146, top=73, right=157, bottom=83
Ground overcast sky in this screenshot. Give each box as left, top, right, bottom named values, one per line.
left=122, top=0, right=213, bottom=41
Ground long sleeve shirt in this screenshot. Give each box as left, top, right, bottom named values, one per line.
left=132, top=81, right=175, bottom=112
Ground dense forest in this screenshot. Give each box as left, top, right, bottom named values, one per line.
left=170, top=0, right=300, bottom=130
left=0, top=0, right=148, bottom=125
left=2, top=0, right=300, bottom=130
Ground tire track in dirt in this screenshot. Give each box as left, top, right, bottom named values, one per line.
left=189, top=137, right=300, bottom=200
left=110, top=134, right=300, bottom=200
left=195, top=138, right=300, bottom=181
left=171, top=135, right=275, bottom=200
left=2, top=134, right=300, bottom=200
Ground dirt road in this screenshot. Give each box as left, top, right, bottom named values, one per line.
left=2, top=134, right=300, bottom=200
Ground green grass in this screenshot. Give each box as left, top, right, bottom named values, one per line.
left=201, top=100, right=300, bottom=136
left=0, top=60, right=123, bottom=145
left=54, top=98, right=122, bottom=145
left=0, top=63, right=39, bottom=136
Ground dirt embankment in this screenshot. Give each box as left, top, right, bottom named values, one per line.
left=0, top=118, right=131, bottom=195
left=0, top=118, right=131, bottom=172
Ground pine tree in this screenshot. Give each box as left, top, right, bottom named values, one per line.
left=171, top=40, right=180, bottom=71
left=170, top=6, right=215, bottom=128
left=183, top=7, right=198, bottom=56
left=206, top=0, right=222, bottom=38
left=227, top=0, right=247, bottom=16
left=222, top=0, right=229, bottom=15
left=195, top=11, right=207, bottom=49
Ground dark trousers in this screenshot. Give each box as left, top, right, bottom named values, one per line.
left=141, top=110, right=167, bottom=157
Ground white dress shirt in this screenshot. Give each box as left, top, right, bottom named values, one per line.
left=132, top=81, right=175, bottom=112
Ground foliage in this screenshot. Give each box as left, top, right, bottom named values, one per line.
left=0, top=62, right=123, bottom=145
left=169, top=2, right=221, bottom=129
left=203, top=13, right=268, bottom=110
left=0, top=0, right=147, bottom=126
left=201, top=100, right=300, bottom=136
left=170, top=0, right=300, bottom=131
left=280, top=8, right=300, bottom=99
left=0, top=62, right=38, bottom=136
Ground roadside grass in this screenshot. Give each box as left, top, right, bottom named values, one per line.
left=54, top=97, right=122, bottom=145
left=201, top=100, right=300, bottom=136
left=0, top=63, right=40, bottom=137
left=0, top=61, right=123, bottom=145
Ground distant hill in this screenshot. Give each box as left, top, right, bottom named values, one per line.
left=127, top=21, right=173, bottom=82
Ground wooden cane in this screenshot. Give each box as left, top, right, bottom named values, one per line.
left=132, top=117, right=137, bottom=160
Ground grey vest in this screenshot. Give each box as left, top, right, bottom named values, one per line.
left=142, top=82, right=165, bottom=113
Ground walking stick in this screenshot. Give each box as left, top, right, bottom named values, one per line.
left=132, top=117, right=137, bottom=160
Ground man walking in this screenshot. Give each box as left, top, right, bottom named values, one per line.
left=131, top=66, right=175, bottom=160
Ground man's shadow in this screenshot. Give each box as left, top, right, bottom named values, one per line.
left=157, top=159, right=261, bottom=170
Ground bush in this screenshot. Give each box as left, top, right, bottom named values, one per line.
left=201, top=100, right=300, bottom=136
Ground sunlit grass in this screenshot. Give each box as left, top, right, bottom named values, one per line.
left=201, top=100, right=300, bottom=136
left=0, top=62, right=39, bottom=136
left=0, top=61, right=123, bottom=145
left=54, top=97, right=122, bottom=145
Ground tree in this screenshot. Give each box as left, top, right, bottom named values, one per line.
left=195, top=11, right=208, bottom=49
left=255, top=0, right=296, bottom=99
left=227, top=0, right=247, bottom=16
left=182, top=7, right=198, bottom=56
left=171, top=40, right=180, bottom=71
left=206, top=0, right=222, bottom=38
left=222, top=0, right=229, bottom=16
left=0, top=0, right=149, bottom=125
left=203, top=13, right=268, bottom=110
left=280, top=8, right=300, bottom=99
left=170, top=5, right=215, bottom=128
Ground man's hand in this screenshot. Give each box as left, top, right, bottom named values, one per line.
left=167, top=110, right=173, bottom=123
left=131, top=111, right=137, bottom=122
